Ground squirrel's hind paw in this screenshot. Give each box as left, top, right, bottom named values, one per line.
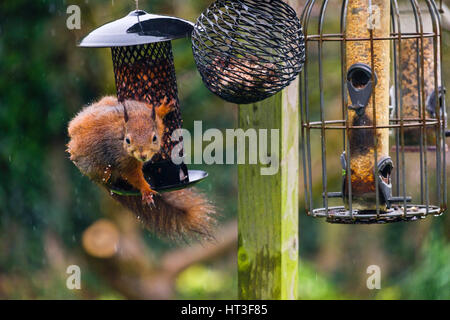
left=142, top=189, right=158, bottom=206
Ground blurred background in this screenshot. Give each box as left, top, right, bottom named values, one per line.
left=0, top=0, right=448, bottom=299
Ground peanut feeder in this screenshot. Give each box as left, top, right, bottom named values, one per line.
left=79, top=10, right=208, bottom=194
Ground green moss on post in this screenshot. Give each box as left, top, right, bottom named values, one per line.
left=238, top=75, right=299, bottom=299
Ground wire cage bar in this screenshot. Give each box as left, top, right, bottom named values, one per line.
left=300, top=0, right=447, bottom=224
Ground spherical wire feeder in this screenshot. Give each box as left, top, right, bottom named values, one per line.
left=192, top=0, right=306, bottom=104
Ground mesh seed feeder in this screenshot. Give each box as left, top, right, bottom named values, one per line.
left=192, top=0, right=306, bottom=104
left=300, top=0, right=448, bottom=224
left=79, top=9, right=208, bottom=194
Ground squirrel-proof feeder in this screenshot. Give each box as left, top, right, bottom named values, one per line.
left=79, top=9, right=208, bottom=195
left=191, top=0, right=306, bottom=104
left=300, top=0, right=447, bottom=224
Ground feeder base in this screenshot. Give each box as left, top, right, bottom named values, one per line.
left=311, top=205, right=443, bottom=224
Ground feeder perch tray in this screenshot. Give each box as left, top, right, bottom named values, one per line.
left=109, top=170, right=209, bottom=196
left=79, top=10, right=207, bottom=193
left=192, top=0, right=306, bottom=104
left=312, top=205, right=443, bottom=225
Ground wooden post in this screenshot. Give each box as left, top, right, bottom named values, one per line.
left=237, top=0, right=300, bottom=297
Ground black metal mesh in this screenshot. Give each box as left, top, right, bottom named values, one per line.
left=111, top=42, right=182, bottom=162
left=192, top=0, right=305, bottom=104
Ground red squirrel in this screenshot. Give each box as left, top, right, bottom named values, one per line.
left=67, top=96, right=215, bottom=238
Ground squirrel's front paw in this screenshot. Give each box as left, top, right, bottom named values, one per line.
left=141, top=188, right=158, bottom=206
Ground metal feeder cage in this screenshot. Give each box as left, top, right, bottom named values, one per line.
left=300, top=0, right=448, bottom=224
left=192, top=0, right=306, bottom=104
left=79, top=10, right=208, bottom=195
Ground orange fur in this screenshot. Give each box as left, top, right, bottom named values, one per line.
left=67, top=96, right=216, bottom=239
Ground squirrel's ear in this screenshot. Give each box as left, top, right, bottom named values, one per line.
left=123, top=104, right=129, bottom=123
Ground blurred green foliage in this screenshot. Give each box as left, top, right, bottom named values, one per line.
left=0, top=0, right=448, bottom=300
left=399, top=231, right=450, bottom=299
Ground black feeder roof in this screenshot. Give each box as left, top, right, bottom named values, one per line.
left=79, top=10, right=194, bottom=47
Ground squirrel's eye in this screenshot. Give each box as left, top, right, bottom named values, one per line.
left=125, top=138, right=131, bottom=145
left=152, top=135, right=158, bottom=144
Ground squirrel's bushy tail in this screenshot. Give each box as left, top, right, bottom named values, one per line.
left=110, top=188, right=216, bottom=240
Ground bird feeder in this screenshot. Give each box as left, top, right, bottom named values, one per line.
left=300, top=0, right=447, bottom=224
left=191, top=0, right=306, bottom=104
left=394, top=4, right=446, bottom=150
left=79, top=9, right=208, bottom=195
